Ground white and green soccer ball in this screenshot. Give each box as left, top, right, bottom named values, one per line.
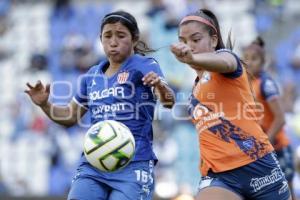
left=83, top=120, right=135, bottom=172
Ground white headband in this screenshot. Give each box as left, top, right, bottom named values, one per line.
left=102, top=14, right=134, bottom=26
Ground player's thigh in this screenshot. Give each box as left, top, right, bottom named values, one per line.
left=68, top=176, right=109, bottom=200
left=108, top=190, right=133, bottom=200
left=110, top=160, right=155, bottom=200
left=196, top=187, right=243, bottom=200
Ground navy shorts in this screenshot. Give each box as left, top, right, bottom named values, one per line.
left=276, top=145, right=295, bottom=182
left=68, top=160, right=155, bottom=200
left=198, top=152, right=291, bottom=200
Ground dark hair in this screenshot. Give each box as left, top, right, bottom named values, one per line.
left=246, top=36, right=266, bottom=63
left=100, top=11, right=154, bottom=55
left=252, top=36, right=265, bottom=48
left=54, top=0, right=70, bottom=9
left=243, top=36, right=267, bottom=106
left=181, top=9, right=234, bottom=50
left=184, top=9, right=230, bottom=85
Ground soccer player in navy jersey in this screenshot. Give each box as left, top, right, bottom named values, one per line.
left=25, top=11, right=175, bottom=200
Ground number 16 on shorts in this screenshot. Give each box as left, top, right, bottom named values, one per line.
left=135, top=170, right=154, bottom=184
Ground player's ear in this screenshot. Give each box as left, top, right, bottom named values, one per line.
left=133, top=36, right=138, bottom=46
left=211, top=35, right=218, bottom=49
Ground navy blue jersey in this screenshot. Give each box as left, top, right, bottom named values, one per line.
left=74, top=54, right=165, bottom=162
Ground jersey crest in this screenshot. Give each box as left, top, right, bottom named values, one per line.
left=117, top=71, right=129, bottom=84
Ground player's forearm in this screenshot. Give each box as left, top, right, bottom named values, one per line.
left=267, top=117, right=285, bottom=142
left=154, top=83, right=175, bottom=108
left=40, top=102, right=78, bottom=127
left=189, top=53, right=235, bottom=73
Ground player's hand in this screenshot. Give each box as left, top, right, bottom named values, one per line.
left=170, top=42, right=194, bottom=64
left=142, top=71, right=161, bottom=87
left=25, top=80, right=50, bottom=107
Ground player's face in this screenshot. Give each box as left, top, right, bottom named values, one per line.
left=101, top=22, right=135, bottom=64
left=243, top=48, right=263, bottom=75
left=178, top=21, right=217, bottom=54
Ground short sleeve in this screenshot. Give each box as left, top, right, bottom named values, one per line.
left=188, top=94, right=197, bottom=117
left=73, top=73, right=89, bottom=109
left=216, top=49, right=243, bottom=79
left=260, top=78, right=280, bottom=101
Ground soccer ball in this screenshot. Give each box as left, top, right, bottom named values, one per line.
left=83, top=120, right=135, bottom=172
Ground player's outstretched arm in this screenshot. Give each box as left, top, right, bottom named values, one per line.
left=170, top=43, right=237, bottom=73
left=142, top=72, right=175, bottom=109
left=25, top=80, right=87, bottom=127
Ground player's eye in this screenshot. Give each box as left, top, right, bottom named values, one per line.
left=179, top=38, right=187, bottom=44
left=118, top=34, right=126, bottom=38
left=192, top=38, right=201, bottom=43
left=103, top=34, right=112, bottom=39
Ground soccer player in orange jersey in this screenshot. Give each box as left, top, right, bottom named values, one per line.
left=171, top=9, right=291, bottom=200
left=243, top=37, right=296, bottom=200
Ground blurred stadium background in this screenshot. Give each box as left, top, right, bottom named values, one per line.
left=0, top=0, right=300, bottom=199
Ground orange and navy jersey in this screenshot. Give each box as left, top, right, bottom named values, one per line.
left=251, top=71, right=289, bottom=150
left=188, top=49, right=273, bottom=176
